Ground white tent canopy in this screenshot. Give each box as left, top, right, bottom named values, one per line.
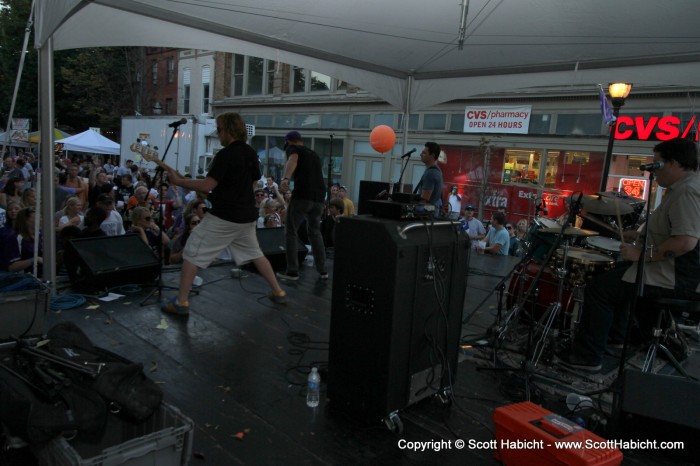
left=58, top=129, right=120, bottom=155
left=30, top=0, right=700, bottom=285
left=35, top=0, right=700, bottom=110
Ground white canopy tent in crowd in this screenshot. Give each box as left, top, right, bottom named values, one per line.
left=31, top=0, right=700, bottom=284
left=58, top=129, right=120, bottom=156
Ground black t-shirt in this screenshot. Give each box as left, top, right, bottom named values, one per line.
left=207, top=140, right=260, bottom=223
left=286, top=145, right=325, bottom=202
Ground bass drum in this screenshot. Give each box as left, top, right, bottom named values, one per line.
left=507, top=262, right=578, bottom=332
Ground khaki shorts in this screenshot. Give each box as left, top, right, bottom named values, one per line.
left=183, top=214, right=263, bottom=269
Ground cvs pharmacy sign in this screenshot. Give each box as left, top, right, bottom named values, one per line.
left=615, top=115, right=699, bottom=141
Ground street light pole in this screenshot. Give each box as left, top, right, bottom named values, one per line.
left=600, top=83, right=632, bottom=192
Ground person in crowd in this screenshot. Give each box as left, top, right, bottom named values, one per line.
left=481, top=212, right=509, bottom=255
left=96, top=194, right=125, bottom=236
left=17, top=158, right=34, bottom=188
left=506, top=222, right=522, bottom=257
left=81, top=206, right=108, bottom=238
left=254, top=188, right=267, bottom=210
left=117, top=173, right=135, bottom=204
left=116, top=159, right=133, bottom=183
left=130, top=205, right=170, bottom=259
left=461, top=204, right=486, bottom=241
left=559, top=138, right=700, bottom=372
left=160, top=112, right=287, bottom=314
left=88, top=168, right=109, bottom=208
left=0, top=200, right=21, bottom=271
left=64, top=163, right=88, bottom=205
left=103, top=157, right=116, bottom=175
left=415, top=142, right=443, bottom=216
left=153, top=182, right=179, bottom=232
left=0, top=175, right=25, bottom=209
left=446, top=185, right=462, bottom=220
left=263, top=176, right=279, bottom=199
left=277, top=130, right=328, bottom=281
left=321, top=197, right=344, bottom=250
left=496, top=206, right=509, bottom=225
left=57, top=196, right=85, bottom=233
left=21, top=187, right=36, bottom=210
left=516, top=219, right=529, bottom=242
left=257, top=198, right=282, bottom=228
left=169, top=214, right=200, bottom=265
left=53, top=172, right=75, bottom=212
left=337, top=186, right=355, bottom=217
left=7, top=207, right=42, bottom=274
left=329, top=183, right=340, bottom=200
left=2, top=155, right=23, bottom=181
left=172, top=198, right=207, bottom=237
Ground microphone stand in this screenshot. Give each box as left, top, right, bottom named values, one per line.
left=392, top=153, right=412, bottom=198
left=326, top=134, right=334, bottom=210
left=608, top=171, right=655, bottom=431
left=140, top=124, right=197, bottom=306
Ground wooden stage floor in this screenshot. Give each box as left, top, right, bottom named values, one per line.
left=3, top=252, right=697, bottom=465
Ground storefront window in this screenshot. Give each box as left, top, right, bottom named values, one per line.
left=528, top=114, right=551, bottom=134
left=555, top=114, right=604, bottom=136
left=544, top=151, right=590, bottom=188
left=502, top=149, right=542, bottom=185
left=315, top=137, right=344, bottom=187
left=605, top=153, right=654, bottom=200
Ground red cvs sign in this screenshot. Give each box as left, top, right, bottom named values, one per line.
left=615, top=115, right=698, bottom=141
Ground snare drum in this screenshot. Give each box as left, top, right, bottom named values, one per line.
left=585, top=236, right=621, bottom=258
left=552, top=247, right=615, bottom=287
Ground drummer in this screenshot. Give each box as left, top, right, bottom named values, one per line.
left=557, top=137, right=700, bottom=372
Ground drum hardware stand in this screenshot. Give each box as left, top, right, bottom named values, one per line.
left=531, top=241, right=571, bottom=367
left=477, top=196, right=583, bottom=400
left=640, top=308, right=692, bottom=377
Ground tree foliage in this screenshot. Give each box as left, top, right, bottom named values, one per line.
left=0, top=0, right=143, bottom=134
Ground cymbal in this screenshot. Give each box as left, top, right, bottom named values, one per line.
left=540, top=226, right=600, bottom=237
left=566, top=194, right=634, bottom=216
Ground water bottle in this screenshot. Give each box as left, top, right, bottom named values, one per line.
left=306, top=367, right=320, bottom=407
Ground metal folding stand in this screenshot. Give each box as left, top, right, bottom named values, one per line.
left=477, top=194, right=583, bottom=400
left=140, top=125, right=197, bottom=307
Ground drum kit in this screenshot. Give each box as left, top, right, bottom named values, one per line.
left=503, top=193, right=639, bottom=366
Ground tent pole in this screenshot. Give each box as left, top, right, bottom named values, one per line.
left=2, top=0, right=35, bottom=155
left=39, top=37, right=57, bottom=290
left=398, top=75, right=413, bottom=191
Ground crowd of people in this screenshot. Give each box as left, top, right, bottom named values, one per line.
left=0, top=133, right=362, bottom=279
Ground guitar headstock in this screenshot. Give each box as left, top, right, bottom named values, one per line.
left=129, top=142, right=160, bottom=162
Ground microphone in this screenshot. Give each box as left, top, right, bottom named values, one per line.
left=575, top=191, right=584, bottom=211
left=639, top=160, right=664, bottom=171
left=541, top=197, right=548, bottom=216
left=168, top=118, right=188, bottom=128
left=401, top=148, right=417, bottom=159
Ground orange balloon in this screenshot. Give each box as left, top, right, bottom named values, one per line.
left=369, top=125, right=396, bottom=153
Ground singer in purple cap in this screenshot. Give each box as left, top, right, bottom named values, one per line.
left=277, top=130, right=328, bottom=281
left=557, top=137, right=700, bottom=372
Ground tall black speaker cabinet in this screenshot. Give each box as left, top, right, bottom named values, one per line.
left=328, top=216, right=469, bottom=431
